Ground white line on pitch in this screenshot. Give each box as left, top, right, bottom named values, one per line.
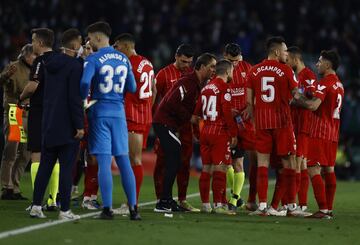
left=0, top=181, right=266, bottom=240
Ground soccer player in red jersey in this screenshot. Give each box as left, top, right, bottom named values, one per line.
left=153, top=44, right=199, bottom=212
left=194, top=60, right=238, bottom=214
left=286, top=46, right=317, bottom=213
left=244, top=36, right=302, bottom=216
left=113, top=33, right=155, bottom=204
left=223, top=43, right=257, bottom=211
left=294, top=50, right=344, bottom=219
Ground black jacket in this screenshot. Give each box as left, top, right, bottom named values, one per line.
left=42, top=53, right=84, bottom=147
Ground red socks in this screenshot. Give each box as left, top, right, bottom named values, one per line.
left=132, top=165, right=143, bottom=203
left=84, top=163, right=98, bottom=197
left=283, top=168, right=297, bottom=204
left=153, top=152, right=165, bottom=200
left=296, top=172, right=301, bottom=193
left=199, top=171, right=211, bottom=203
left=212, top=171, right=226, bottom=204
left=177, top=159, right=190, bottom=202
left=257, top=166, right=268, bottom=203
left=247, top=163, right=257, bottom=203
left=311, top=174, right=327, bottom=210
left=271, top=170, right=286, bottom=209
left=325, top=172, right=336, bottom=211
left=298, top=169, right=309, bottom=206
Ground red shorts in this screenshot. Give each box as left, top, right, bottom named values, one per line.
left=237, top=129, right=256, bottom=151
left=127, top=121, right=151, bottom=149
left=307, top=138, right=338, bottom=167
left=255, top=127, right=296, bottom=156
left=296, top=132, right=309, bottom=158
left=200, top=133, right=231, bottom=165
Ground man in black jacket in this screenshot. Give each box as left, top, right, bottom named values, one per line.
left=28, top=46, right=84, bottom=220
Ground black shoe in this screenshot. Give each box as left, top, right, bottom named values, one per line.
left=129, top=206, right=141, bottom=221
left=1, top=189, right=14, bottom=200
left=154, top=199, right=181, bottom=212
left=237, top=198, right=245, bottom=208
left=228, top=203, right=237, bottom=215
left=154, top=199, right=172, bottom=213
left=12, top=193, right=28, bottom=200
left=43, top=203, right=58, bottom=211
left=95, top=208, right=114, bottom=220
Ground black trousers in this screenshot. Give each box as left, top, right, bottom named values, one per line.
left=153, top=123, right=182, bottom=200
left=33, top=141, right=79, bottom=211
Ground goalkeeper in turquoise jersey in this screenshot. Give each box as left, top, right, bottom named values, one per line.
left=80, top=21, right=140, bottom=220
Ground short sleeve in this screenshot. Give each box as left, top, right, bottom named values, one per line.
left=30, top=57, right=43, bottom=83
left=313, top=80, right=328, bottom=101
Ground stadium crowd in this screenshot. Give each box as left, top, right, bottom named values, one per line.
left=0, top=0, right=357, bottom=220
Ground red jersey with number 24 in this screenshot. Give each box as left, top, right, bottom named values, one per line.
left=194, top=77, right=237, bottom=137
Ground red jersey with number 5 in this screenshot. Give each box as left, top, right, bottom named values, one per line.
left=246, top=59, right=298, bottom=129
left=125, top=55, right=154, bottom=124
left=310, top=74, right=344, bottom=142
left=194, top=77, right=237, bottom=137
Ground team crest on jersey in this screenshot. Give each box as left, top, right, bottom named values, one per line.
left=224, top=93, right=231, bottom=101
left=317, top=85, right=326, bottom=94
left=241, top=72, right=246, bottom=78
left=305, top=79, right=315, bottom=87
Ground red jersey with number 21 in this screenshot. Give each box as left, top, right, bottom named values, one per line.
left=125, top=55, right=154, bottom=124
left=246, top=59, right=298, bottom=129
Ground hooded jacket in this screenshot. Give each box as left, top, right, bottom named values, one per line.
left=42, top=52, right=84, bottom=147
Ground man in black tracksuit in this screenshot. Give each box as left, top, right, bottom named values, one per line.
left=29, top=50, right=84, bottom=220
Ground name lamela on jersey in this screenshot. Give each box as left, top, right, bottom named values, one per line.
left=252, top=65, right=285, bottom=77
left=99, top=53, right=128, bottom=64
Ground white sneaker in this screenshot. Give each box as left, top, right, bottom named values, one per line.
left=267, top=207, right=287, bottom=217
left=30, top=205, right=46, bottom=218
left=201, top=204, right=213, bottom=213
left=59, top=210, right=80, bottom=220
left=248, top=208, right=269, bottom=216
left=112, top=203, right=130, bottom=215
left=288, top=208, right=312, bottom=217
left=82, top=199, right=99, bottom=210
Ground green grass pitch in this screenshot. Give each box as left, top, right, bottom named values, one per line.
left=0, top=173, right=359, bottom=245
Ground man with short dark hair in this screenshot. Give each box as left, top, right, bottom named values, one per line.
left=286, top=46, right=317, bottom=213
left=244, top=36, right=303, bottom=216
left=19, top=28, right=60, bottom=211
left=294, top=50, right=344, bottom=219
left=61, top=28, right=83, bottom=58
left=153, top=53, right=216, bottom=212
left=195, top=59, right=238, bottom=214
left=223, top=43, right=257, bottom=212
left=80, top=21, right=140, bottom=220
left=113, top=33, right=154, bottom=208
left=152, top=44, right=199, bottom=211
left=0, top=44, right=35, bottom=200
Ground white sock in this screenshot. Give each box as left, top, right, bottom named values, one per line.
left=259, top=202, right=267, bottom=210
left=83, top=196, right=91, bottom=202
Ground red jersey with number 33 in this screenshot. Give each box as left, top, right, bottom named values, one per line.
left=125, top=55, right=154, bottom=124
left=246, top=59, right=298, bottom=129
left=310, top=74, right=344, bottom=142
left=194, top=77, right=237, bottom=137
